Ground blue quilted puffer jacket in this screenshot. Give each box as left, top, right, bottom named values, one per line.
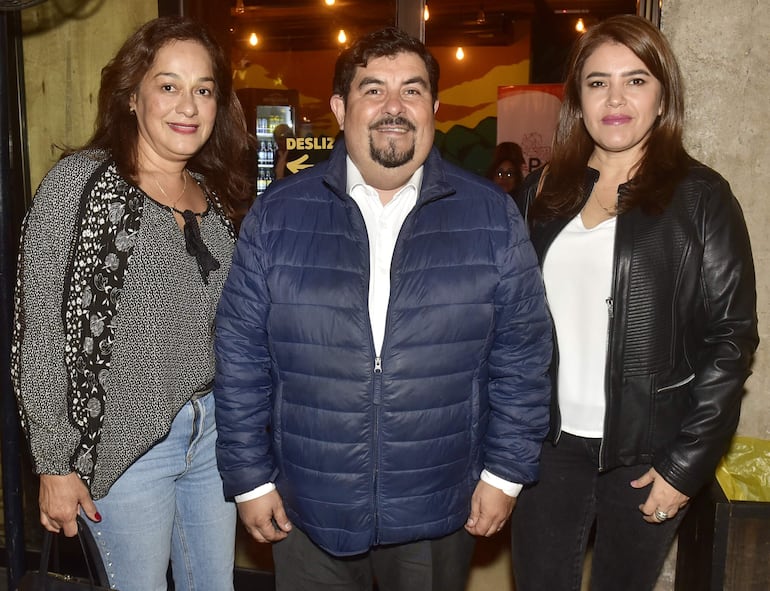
left=214, top=140, right=552, bottom=556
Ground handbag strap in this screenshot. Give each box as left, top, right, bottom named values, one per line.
left=37, top=516, right=109, bottom=589
left=37, top=524, right=54, bottom=572
left=76, top=519, right=98, bottom=588
left=76, top=515, right=110, bottom=586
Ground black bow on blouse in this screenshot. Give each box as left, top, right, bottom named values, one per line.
left=180, top=209, right=220, bottom=284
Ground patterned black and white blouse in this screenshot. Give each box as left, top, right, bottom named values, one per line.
left=11, top=151, right=236, bottom=499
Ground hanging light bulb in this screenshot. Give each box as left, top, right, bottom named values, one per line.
left=424, top=4, right=430, bottom=21
left=337, top=29, right=347, bottom=44
left=325, top=0, right=335, bottom=6
left=456, top=47, right=465, bottom=60
left=249, top=32, right=259, bottom=46
left=575, top=18, right=586, bottom=33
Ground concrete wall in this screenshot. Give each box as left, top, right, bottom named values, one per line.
left=640, top=2, right=769, bottom=588
left=22, top=0, right=156, bottom=191
left=664, top=0, right=769, bottom=442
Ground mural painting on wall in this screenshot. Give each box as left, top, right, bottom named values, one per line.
left=231, top=40, right=541, bottom=181
left=424, top=44, right=534, bottom=178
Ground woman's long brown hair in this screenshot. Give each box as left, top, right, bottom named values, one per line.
left=530, top=15, right=692, bottom=223
left=80, top=16, right=255, bottom=230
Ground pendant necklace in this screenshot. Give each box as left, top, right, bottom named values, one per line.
left=153, top=170, right=189, bottom=212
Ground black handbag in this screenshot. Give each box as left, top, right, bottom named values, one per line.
left=19, top=516, right=114, bottom=590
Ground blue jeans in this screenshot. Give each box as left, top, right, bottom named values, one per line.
left=84, top=393, right=236, bottom=591
left=510, top=432, right=687, bottom=591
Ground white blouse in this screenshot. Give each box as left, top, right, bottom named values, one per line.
left=543, top=213, right=616, bottom=437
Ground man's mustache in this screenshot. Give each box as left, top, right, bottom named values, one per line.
left=369, top=116, right=416, bottom=131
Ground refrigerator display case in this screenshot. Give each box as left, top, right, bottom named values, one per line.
left=235, top=88, right=299, bottom=195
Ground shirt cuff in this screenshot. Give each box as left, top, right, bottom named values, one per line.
left=481, top=469, right=523, bottom=497
left=234, top=482, right=276, bottom=503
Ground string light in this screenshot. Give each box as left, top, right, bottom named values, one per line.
left=424, top=4, right=430, bottom=21
left=337, top=29, right=347, bottom=44
left=249, top=32, right=259, bottom=46
left=455, top=47, right=465, bottom=60
left=575, top=18, right=586, bottom=33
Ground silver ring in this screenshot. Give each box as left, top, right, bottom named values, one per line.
left=654, top=509, right=669, bottom=522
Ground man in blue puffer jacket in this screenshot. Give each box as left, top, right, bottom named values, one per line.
left=214, top=26, right=552, bottom=591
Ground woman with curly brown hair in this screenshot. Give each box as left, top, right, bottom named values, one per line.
left=12, top=16, right=254, bottom=591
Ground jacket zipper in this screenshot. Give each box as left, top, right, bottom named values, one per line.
left=372, top=199, right=423, bottom=544
left=599, top=296, right=614, bottom=471
left=372, top=356, right=382, bottom=544
left=373, top=357, right=383, bottom=399
left=362, top=187, right=431, bottom=545
left=347, top=194, right=383, bottom=545
left=657, top=373, right=695, bottom=392
left=599, top=195, right=621, bottom=472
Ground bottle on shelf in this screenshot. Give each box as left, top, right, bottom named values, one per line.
left=258, top=141, right=266, bottom=166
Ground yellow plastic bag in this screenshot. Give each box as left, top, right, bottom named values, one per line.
left=715, top=436, right=770, bottom=502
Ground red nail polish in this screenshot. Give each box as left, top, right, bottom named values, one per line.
left=95, top=512, right=102, bottom=522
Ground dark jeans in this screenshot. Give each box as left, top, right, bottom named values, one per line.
left=272, top=526, right=476, bottom=591
left=511, top=432, right=687, bottom=591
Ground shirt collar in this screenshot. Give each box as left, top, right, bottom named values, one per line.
left=346, top=156, right=424, bottom=200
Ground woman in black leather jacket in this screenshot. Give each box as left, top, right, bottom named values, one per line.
left=510, top=15, right=758, bottom=591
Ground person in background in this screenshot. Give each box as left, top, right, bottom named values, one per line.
left=272, top=123, right=296, bottom=180
left=486, top=141, right=526, bottom=197
left=11, top=16, right=253, bottom=591
left=511, top=15, right=758, bottom=591
left=214, top=26, right=552, bottom=591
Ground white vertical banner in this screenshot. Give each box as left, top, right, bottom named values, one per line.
left=497, top=84, right=563, bottom=173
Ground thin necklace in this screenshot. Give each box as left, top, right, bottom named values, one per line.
left=593, top=192, right=617, bottom=215
left=153, top=170, right=188, bottom=211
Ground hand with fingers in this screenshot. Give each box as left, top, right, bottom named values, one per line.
left=237, top=489, right=293, bottom=543
left=465, top=480, right=516, bottom=537
left=39, top=473, right=101, bottom=537
left=631, top=467, right=690, bottom=524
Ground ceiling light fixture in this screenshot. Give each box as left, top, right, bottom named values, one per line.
left=476, top=6, right=486, bottom=24
left=249, top=32, right=259, bottom=46
left=337, top=29, right=347, bottom=44
left=575, top=17, right=585, bottom=32
left=325, top=0, right=335, bottom=6
left=456, top=47, right=465, bottom=60
left=424, top=4, right=430, bottom=21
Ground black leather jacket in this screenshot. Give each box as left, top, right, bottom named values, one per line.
left=517, top=163, right=758, bottom=497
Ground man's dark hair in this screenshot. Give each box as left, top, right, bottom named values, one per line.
left=332, top=27, right=440, bottom=102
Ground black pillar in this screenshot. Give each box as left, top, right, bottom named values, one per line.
left=0, top=8, right=29, bottom=590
